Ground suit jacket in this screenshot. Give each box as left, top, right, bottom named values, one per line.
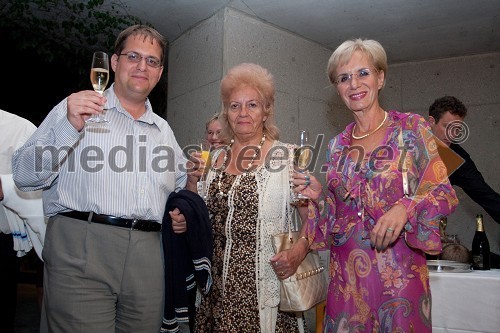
left=448, top=143, right=500, bottom=223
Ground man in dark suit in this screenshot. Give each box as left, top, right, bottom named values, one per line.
left=428, top=95, right=500, bottom=223
left=428, top=96, right=500, bottom=267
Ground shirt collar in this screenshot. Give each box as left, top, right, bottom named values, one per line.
left=105, top=83, right=159, bottom=127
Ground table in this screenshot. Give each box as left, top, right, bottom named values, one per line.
left=430, top=269, right=500, bottom=333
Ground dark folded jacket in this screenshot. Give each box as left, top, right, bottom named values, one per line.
left=161, top=190, right=213, bottom=333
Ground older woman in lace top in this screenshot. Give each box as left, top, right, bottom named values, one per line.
left=187, top=63, right=309, bottom=332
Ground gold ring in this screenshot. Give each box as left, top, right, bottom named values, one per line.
left=386, top=227, right=394, bottom=233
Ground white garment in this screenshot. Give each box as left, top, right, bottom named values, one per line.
left=0, top=109, right=45, bottom=259
left=1, top=174, right=45, bottom=259
left=0, top=110, right=36, bottom=173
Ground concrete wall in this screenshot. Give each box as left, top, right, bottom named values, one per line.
left=167, top=7, right=500, bottom=253
left=167, top=10, right=225, bottom=148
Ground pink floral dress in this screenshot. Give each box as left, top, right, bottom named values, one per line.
left=307, top=110, right=458, bottom=333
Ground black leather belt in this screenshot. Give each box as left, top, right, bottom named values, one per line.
left=59, top=211, right=161, bottom=232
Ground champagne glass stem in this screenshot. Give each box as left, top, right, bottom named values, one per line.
left=87, top=51, right=110, bottom=125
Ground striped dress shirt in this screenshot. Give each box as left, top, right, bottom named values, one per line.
left=12, top=84, right=187, bottom=222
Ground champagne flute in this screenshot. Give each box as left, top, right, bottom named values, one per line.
left=87, top=51, right=110, bottom=125
left=197, top=140, right=211, bottom=199
left=294, top=130, right=312, bottom=200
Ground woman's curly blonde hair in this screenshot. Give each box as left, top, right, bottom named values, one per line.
left=219, top=63, right=280, bottom=142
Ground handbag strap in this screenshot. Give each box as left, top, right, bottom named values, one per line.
left=398, top=129, right=410, bottom=198
left=287, top=144, right=295, bottom=235
left=288, top=209, right=295, bottom=241
left=287, top=143, right=300, bottom=242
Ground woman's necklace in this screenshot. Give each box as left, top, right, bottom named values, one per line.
left=351, top=111, right=387, bottom=140
left=216, top=134, right=266, bottom=198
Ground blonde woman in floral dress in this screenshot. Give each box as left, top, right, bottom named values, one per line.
left=292, top=39, right=459, bottom=332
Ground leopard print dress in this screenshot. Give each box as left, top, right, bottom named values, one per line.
left=194, top=169, right=302, bottom=333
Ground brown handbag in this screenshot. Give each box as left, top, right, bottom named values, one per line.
left=272, top=223, right=329, bottom=312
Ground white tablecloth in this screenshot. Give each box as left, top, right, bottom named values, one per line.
left=430, top=269, right=500, bottom=333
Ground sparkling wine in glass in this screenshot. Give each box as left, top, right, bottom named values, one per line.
left=197, top=141, right=211, bottom=199
left=294, top=130, right=312, bottom=200
left=87, top=51, right=110, bottom=124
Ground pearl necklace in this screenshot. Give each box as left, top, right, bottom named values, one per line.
left=216, top=134, right=266, bottom=198
left=351, top=111, right=387, bottom=140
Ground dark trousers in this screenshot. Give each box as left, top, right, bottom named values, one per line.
left=0, top=233, right=20, bottom=333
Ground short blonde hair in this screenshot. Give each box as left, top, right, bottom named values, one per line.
left=205, top=113, right=220, bottom=131
left=219, top=63, right=279, bottom=141
left=327, top=38, right=387, bottom=89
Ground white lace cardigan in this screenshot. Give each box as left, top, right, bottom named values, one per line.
left=205, top=140, right=304, bottom=332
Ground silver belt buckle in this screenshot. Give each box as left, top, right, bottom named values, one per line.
left=131, top=219, right=138, bottom=230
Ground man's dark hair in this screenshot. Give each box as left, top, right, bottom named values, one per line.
left=429, top=95, right=468, bottom=121
left=114, top=25, right=167, bottom=63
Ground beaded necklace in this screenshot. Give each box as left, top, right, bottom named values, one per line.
left=216, top=134, right=266, bottom=198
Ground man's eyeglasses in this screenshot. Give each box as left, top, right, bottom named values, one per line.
left=334, top=68, right=378, bottom=85
left=119, top=51, right=162, bottom=68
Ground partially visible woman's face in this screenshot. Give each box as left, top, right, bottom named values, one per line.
left=206, top=119, right=224, bottom=148
left=335, top=50, right=384, bottom=113
left=227, top=86, right=267, bottom=139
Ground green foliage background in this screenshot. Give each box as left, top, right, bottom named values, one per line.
left=0, top=0, right=168, bottom=122
left=1, top=0, right=144, bottom=76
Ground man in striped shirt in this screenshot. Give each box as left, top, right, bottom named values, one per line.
left=12, top=25, right=188, bottom=333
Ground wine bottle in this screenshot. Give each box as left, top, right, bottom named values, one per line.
left=471, top=214, right=490, bottom=270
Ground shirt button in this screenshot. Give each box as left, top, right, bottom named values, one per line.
left=357, top=211, right=362, bottom=217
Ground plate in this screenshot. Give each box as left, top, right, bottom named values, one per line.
left=427, top=260, right=472, bottom=273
